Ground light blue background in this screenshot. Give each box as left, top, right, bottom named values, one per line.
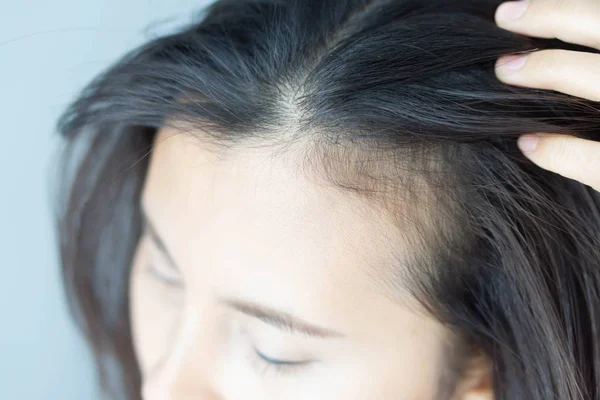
left=0, top=1, right=213, bottom=398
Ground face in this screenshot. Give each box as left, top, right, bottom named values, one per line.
left=130, top=126, right=452, bottom=400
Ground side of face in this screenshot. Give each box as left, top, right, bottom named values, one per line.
left=129, top=126, right=454, bottom=399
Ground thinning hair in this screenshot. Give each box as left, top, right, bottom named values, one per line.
left=54, top=0, right=600, bottom=399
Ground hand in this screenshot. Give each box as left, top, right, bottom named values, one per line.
left=494, top=0, right=600, bottom=192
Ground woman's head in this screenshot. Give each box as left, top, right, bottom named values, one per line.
left=131, top=125, right=457, bottom=399
left=55, top=0, right=600, bottom=399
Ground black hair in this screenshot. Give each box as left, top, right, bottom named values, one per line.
left=54, top=0, right=600, bottom=399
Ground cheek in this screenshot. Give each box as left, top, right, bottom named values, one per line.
left=129, top=238, right=184, bottom=375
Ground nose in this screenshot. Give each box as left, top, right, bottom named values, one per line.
left=141, top=308, right=226, bottom=400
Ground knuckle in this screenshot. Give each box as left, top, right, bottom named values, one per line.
left=546, top=136, right=573, bottom=166
left=581, top=144, right=600, bottom=173
left=526, top=0, right=566, bottom=21
left=528, top=49, right=566, bottom=83
left=547, top=0, right=571, bottom=15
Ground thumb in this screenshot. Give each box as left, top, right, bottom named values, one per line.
left=517, top=133, right=600, bottom=192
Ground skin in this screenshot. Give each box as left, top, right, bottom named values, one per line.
left=128, top=1, right=600, bottom=398
left=494, top=0, right=600, bottom=192
left=129, top=127, right=491, bottom=399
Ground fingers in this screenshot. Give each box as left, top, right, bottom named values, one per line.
left=495, top=49, right=600, bottom=101
left=495, top=1, right=600, bottom=191
left=518, top=133, right=600, bottom=191
left=495, top=0, right=600, bottom=50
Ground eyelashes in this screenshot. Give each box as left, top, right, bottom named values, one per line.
left=253, top=349, right=313, bottom=377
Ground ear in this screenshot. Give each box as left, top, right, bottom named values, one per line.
left=452, top=349, right=494, bottom=400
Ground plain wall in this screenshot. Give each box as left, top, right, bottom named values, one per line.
left=0, top=1, right=214, bottom=398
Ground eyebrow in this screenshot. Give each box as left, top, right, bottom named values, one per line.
left=141, top=207, right=179, bottom=269
left=220, top=297, right=346, bottom=339
left=141, top=208, right=345, bottom=340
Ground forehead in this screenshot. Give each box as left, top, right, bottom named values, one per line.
left=142, top=125, right=414, bottom=327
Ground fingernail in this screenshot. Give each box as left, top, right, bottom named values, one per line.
left=496, top=54, right=527, bottom=72
left=496, top=0, right=529, bottom=20
left=518, top=134, right=539, bottom=153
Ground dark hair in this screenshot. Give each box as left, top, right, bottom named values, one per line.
left=54, top=0, right=600, bottom=399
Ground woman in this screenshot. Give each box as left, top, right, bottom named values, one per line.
left=54, top=0, right=600, bottom=399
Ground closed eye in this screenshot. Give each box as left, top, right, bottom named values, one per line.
left=252, top=348, right=314, bottom=377
left=255, top=349, right=312, bottom=366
